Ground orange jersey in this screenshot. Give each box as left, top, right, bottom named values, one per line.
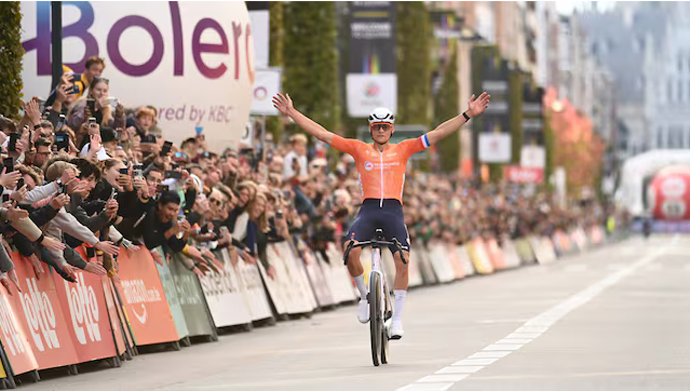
left=330, top=134, right=431, bottom=203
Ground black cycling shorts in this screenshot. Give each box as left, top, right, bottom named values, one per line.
left=345, top=198, right=410, bottom=253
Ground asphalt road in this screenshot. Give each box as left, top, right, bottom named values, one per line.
left=23, top=234, right=690, bottom=391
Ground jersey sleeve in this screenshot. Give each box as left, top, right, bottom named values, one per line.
left=329, top=134, right=362, bottom=156
left=401, top=134, right=432, bottom=157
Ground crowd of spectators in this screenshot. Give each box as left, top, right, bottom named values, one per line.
left=0, top=55, right=620, bottom=292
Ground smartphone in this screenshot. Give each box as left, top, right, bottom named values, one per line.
left=108, top=97, right=119, bottom=110
left=16, top=178, right=24, bottom=190
left=141, top=134, right=156, bottom=144
left=70, top=73, right=82, bottom=82
left=55, top=133, right=69, bottom=151
left=165, top=170, right=182, bottom=179
left=109, top=187, right=118, bottom=200
left=57, top=114, right=66, bottom=131
left=7, top=133, right=19, bottom=152
left=119, top=167, right=129, bottom=175
left=86, top=98, right=96, bottom=113
left=38, top=99, right=46, bottom=115
left=86, top=246, right=96, bottom=258
left=156, top=184, right=169, bottom=193
left=1, top=194, right=9, bottom=203
left=69, top=84, right=80, bottom=95
left=133, top=164, right=144, bottom=179
left=171, top=163, right=179, bottom=170
left=3, top=158, right=14, bottom=173
left=161, top=140, right=173, bottom=156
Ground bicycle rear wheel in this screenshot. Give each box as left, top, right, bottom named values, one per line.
left=369, top=272, right=381, bottom=367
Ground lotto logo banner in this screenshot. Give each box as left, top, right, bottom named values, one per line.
left=10, top=253, right=80, bottom=370
left=0, top=291, right=38, bottom=375
left=20, top=1, right=254, bottom=150
left=115, top=249, right=178, bottom=346
left=51, top=251, right=116, bottom=363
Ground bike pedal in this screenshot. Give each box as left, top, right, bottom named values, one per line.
left=389, top=335, right=402, bottom=340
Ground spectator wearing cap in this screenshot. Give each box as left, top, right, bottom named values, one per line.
left=283, top=134, right=308, bottom=183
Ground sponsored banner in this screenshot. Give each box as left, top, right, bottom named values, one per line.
left=235, top=259, right=273, bottom=321
left=346, top=1, right=396, bottom=118
left=50, top=250, right=117, bottom=364
left=167, top=254, right=217, bottom=338
left=520, top=145, right=546, bottom=169
left=317, top=245, right=358, bottom=304
left=10, top=254, right=80, bottom=370
left=346, top=74, right=397, bottom=117
left=504, top=165, right=544, bottom=184
left=100, top=278, right=127, bottom=356
left=484, top=238, right=506, bottom=270
left=456, top=245, right=476, bottom=276
left=501, top=239, right=522, bottom=269
left=0, top=284, right=39, bottom=375
left=515, top=238, right=537, bottom=264
left=347, top=1, right=395, bottom=74
left=445, top=243, right=466, bottom=280
left=413, top=243, right=438, bottom=285
left=115, top=248, right=178, bottom=346
left=280, top=242, right=318, bottom=311
left=467, top=238, right=494, bottom=274
left=428, top=243, right=455, bottom=283
left=251, top=68, right=282, bottom=115
left=198, top=249, right=253, bottom=328
left=20, top=2, right=254, bottom=150
left=295, top=241, right=336, bottom=308
left=479, top=133, right=511, bottom=163
left=153, top=249, right=189, bottom=340
left=247, top=2, right=269, bottom=69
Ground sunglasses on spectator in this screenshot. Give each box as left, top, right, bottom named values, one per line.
left=209, top=198, right=223, bottom=206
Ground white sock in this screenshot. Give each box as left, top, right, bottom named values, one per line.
left=354, top=274, right=367, bottom=299
left=393, top=290, right=407, bottom=323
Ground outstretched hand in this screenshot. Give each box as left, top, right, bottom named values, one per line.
left=466, top=92, right=491, bottom=118
left=272, top=93, right=294, bottom=116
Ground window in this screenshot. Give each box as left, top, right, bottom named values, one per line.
left=657, top=126, right=664, bottom=148
left=668, top=79, right=673, bottom=102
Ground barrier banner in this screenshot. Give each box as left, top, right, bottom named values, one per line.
left=153, top=248, right=189, bottom=340
left=552, top=230, right=572, bottom=255
left=413, top=242, right=438, bottom=284
left=0, top=287, right=38, bottom=375
left=9, top=254, right=80, bottom=370
left=529, top=236, right=557, bottom=264
left=589, top=226, right=604, bottom=245
left=167, top=254, right=217, bottom=338
left=108, top=279, right=136, bottom=351
left=445, top=244, right=466, bottom=280
left=456, top=245, right=476, bottom=276
left=294, top=240, right=336, bottom=308
left=407, top=246, right=424, bottom=288
left=467, top=238, right=494, bottom=274
left=501, top=239, right=522, bottom=269
left=573, top=227, right=588, bottom=251
left=100, top=278, right=127, bottom=356
left=198, top=249, right=253, bottom=328
left=115, top=248, right=178, bottom=346
left=266, top=244, right=314, bottom=314
left=484, top=238, right=507, bottom=270
left=280, top=242, right=318, bottom=310
left=428, top=243, right=455, bottom=283
left=234, top=259, right=273, bottom=321
left=322, top=243, right=358, bottom=303
left=51, top=269, right=116, bottom=363
left=515, top=238, right=536, bottom=264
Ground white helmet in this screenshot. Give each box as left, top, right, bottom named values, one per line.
left=368, top=107, right=395, bottom=125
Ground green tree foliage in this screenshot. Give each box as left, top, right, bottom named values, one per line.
left=266, top=1, right=284, bottom=142
left=0, top=2, right=24, bottom=119
left=282, top=2, right=340, bottom=134
left=396, top=2, right=431, bottom=126
left=432, top=47, right=460, bottom=173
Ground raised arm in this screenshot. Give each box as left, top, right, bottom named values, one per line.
left=272, top=93, right=335, bottom=144
left=426, top=92, right=490, bottom=146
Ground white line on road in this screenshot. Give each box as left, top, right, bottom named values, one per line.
left=396, top=243, right=668, bottom=391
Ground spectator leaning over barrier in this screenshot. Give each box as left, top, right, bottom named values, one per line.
left=283, top=134, right=308, bottom=184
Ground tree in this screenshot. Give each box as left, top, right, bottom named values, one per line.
left=282, top=3, right=340, bottom=135
left=433, top=47, right=460, bottom=172
left=266, top=1, right=284, bottom=143
left=396, top=2, right=431, bottom=126
left=0, top=2, right=24, bottom=119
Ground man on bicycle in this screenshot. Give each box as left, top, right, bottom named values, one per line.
left=272, top=92, right=490, bottom=339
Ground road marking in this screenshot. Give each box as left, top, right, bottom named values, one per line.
left=396, top=246, right=666, bottom=391
left=452, top=358, right=499, bottom=366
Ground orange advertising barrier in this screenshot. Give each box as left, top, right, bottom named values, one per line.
left=553, top=230, right=572, bottom=254
left=484, top=238, right=506, bottom=270
left=466, top=238, right=494, bottom=275
left=8, top=252, right=80, bottom=371
left=114, top=248, right=178, bottom=346
left=589, top=226, right=604, bottom=244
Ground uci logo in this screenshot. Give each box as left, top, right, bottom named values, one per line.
left=364, top=162, right=374, bottom=171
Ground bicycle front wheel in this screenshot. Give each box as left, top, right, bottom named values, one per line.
left=369, top=272, right=381, bottom=367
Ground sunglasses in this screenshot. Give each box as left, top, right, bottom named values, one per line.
left=209, top=198, right=223, bottom=206
left=370, top=123, right=392, bottom=132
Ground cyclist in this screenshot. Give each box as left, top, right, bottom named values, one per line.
left=272, top=92, right=490, bottom=339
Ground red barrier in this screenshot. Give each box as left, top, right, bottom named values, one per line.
left=101, top=277, right=127, bottom=356
left=9, top=253, right=80, bottom=370
left=0, top=290, right=38, bottom=375
left=485, top=238, right=506, bottom=270
left=51, top=247, right=116, bottom=363
left=114, top=248, right=178, bottom=346
left=444, top=244, right=466, bottom=280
